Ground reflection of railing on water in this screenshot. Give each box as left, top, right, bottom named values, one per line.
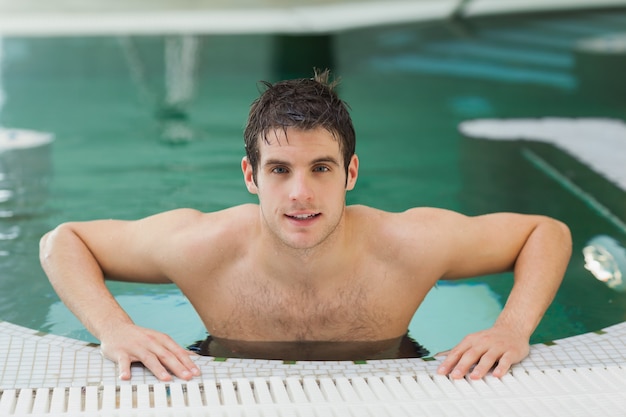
left=0, top=128, right=54, bottom=220
left=119, top=35, right=200, bottom=144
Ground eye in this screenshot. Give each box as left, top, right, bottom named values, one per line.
left=271, top=166, right=289, bottom=174
left=313, top=165, right=330, bottom=173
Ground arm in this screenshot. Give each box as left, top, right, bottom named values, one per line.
left=430, top=212, right=571, bottom=379
left=39, top=210, right=203, bottom=381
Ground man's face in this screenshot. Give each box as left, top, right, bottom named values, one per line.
left=242, top=127, right=358, bottom=251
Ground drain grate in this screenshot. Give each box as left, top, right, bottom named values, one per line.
left=2, top=368, right=626, bottom=416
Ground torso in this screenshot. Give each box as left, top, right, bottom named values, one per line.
left=169, top=204, right=443, bottom=342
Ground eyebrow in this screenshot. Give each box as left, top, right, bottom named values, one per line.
left=263, top=156, right=341, bottom=167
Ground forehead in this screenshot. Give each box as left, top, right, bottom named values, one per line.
left=259, top=127, right=340, bottom=158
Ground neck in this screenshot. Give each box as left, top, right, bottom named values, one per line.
left=257, top=216, right=352, bottom=288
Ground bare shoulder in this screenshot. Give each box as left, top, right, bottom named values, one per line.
left=346, top=205, right=570, bottom=282
left=149, top=204, right=259, bottom=279
left=150, top=204, right=256, bottom=224
left=167, top=204, right=258, bottom=246
left=345, top=205, right=507, bottom=262
left=358, top=206, right=547, bottom=233
left=352, top=206, right=561, bottom=243
left=345, top=205, right=454, bottom=254
left=346, top=205, right=462, bottom=235
left=345, top=205, right=460, bottom=284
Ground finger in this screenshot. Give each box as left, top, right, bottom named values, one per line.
left=150, top=346, right=200, bottom=381
left=101, top=347, right=133, bottom=381
left=491, top=354, right=513, bottom=378
left=141, top=352, right=174, bottom=381
left=165, top=358, right=197, bottom=380
left=450, top=347, right=488, bottom=379
left=181, top=352, right=202, bottom=377
left=116, top=356, right=132, bottom=381
left=469, top=351, right=500, bottom=380
left=436, top=347, right=465, bottom=376
left=159, top=342, right=202, bottom=379
left=172, top=344, right=202, bottom=375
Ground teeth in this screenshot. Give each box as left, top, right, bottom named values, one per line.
left=291, top=214, right=316, bottom=219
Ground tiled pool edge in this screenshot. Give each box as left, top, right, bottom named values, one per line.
left=2, top=320, right=626, bottom=390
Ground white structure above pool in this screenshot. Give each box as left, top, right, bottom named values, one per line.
left=459, top=117, right=626, bottom=192
left=0, top=129, right=53, bottom=152
left=1, top=0, right=626, bottom=36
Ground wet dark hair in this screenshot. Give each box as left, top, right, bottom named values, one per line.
left=244, top=69, right=356, bottom=184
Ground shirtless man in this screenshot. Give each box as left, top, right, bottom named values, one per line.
left=39, top=70, right=572, bottom=383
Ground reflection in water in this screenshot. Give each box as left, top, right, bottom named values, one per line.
left=189, top=334, right=429, bottom=361
left=0, top=38, right=4, bottom=113
left=45, top=292, right=207, bottom=346
left=159, top=35, right=199, bottom=143
left=0, top=129, right=53, bottom=220
left=0, top=38, right=57, bottom=326
left=0, top=225, right=19, bottom=240
left=0, top=129, right=54, bottom=326
left=0, top=129, right=53, bottom=272
left=120, top=35, right=200, bottom=144
left=584, top=235, right=626, bottom=292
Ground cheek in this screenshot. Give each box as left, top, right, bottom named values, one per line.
left=256, top=185, right=280, bottom=208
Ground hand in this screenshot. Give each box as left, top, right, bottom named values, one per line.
left=99, top=323, right=201, bottom=381
left=436, top=326, right=530, bottom=380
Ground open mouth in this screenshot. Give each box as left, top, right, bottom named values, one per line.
left=286, top=213, right=321, bottom=220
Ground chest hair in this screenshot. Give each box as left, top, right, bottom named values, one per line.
left=220, top=278, right=390, bottom=341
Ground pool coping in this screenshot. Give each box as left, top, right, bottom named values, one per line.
left=2, top=319, right=626, bottom=389
left=1, top=320, right=626, bottom=415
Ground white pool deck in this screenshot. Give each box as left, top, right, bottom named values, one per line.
left=1, top=320, right=626, bottom=416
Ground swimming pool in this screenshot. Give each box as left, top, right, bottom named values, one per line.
left=1, top=6, right=625, bottom=358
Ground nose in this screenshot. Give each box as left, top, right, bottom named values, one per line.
left=288, top=172, right=313, bottom=201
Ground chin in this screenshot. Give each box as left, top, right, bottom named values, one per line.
left=285, top=240, right=317, bottom=251
left=282, top=236, right=322, bottom=251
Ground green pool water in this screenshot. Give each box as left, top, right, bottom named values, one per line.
left=1, top=8, right=625, bottom=356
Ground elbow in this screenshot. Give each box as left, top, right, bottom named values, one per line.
left=553, top=218, right=572, bottom=254
left=39, top=229, right=54, bottom=266
left=39, top=232, right=50, bottom=263
left=539, top=216, right=573, bottom=259
left=39, top=227, right=60, bottom=269
left=39, top=223, right=75, bottom=267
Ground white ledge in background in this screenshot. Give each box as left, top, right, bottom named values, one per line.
left=0, top=0, right=624, bottom=36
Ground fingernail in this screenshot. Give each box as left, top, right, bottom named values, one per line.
left=452, top=369, right=462, bottom=378
left=192, top=367, right=201, bottom=375
left=437, top=366, right=446, bottom=374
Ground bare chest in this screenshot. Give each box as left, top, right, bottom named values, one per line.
left=194, top=272, right=416, bottom=342
left=254, top=287, right=380, bottom=340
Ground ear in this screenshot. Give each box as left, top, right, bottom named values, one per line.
left=345, top=154, right=359, bottom=191
left=241, top=157, right=258, bottom=194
